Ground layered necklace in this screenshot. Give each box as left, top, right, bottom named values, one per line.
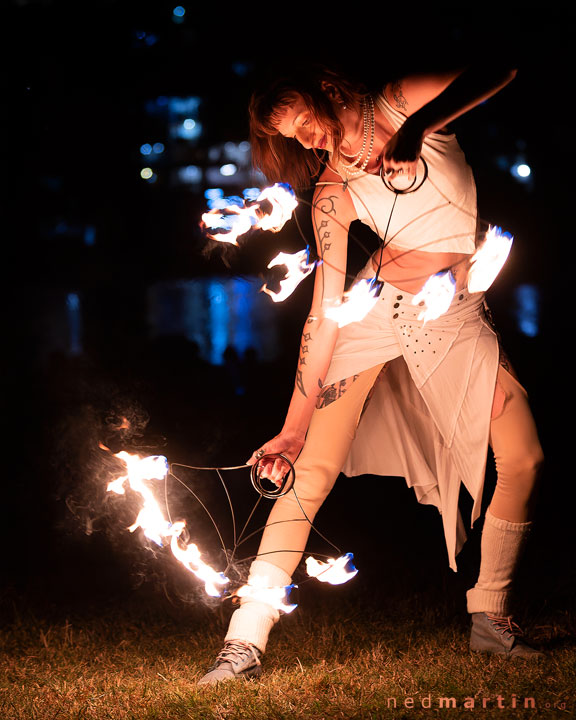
left=337, top=95, right=376, bottom=177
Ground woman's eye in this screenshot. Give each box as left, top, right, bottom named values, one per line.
left=302, top=116, right=310, bottom=126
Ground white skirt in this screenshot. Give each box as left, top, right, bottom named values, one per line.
left=326, top=263, right=500, bottom=570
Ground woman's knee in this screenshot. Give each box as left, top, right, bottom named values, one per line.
left=495, top=443, right=544, bottom=501
left=292, top=464, right=338, bottom=505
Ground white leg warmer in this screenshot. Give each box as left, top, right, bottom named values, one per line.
left=466, top=508, right=532, bottom=616
left=225, top=559, right=292, bottom=653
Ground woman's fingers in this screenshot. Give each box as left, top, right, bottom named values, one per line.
left=382, top=161, right=418, bottom=178
left=270, top=457, right=291, bottom=487
left=255, top=454, right=291, bottom=488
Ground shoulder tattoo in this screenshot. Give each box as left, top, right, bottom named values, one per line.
left=390, top=80, right=408, bottom=111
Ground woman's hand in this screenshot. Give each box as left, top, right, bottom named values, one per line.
left=246, top=430, right=306, bottom=487
left=381, top=119, right=424, bottom=179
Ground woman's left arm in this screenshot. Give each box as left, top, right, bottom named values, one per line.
left=385, top=65, right=517, bottom=127
left=382, top=65, right=517, bottom=175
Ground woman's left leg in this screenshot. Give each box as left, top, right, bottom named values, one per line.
left=467, top=365, right=544, bottom=655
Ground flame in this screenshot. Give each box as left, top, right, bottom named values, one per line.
left=235, top=575, right=298, bottom=613
left=107, top=451, right=229, bottom=597
left=202, top=183, right=298, bottom=245
left=412, top=269, right=456, bottom=324
left=467, top=225, right=513, bottom=293
left=305, top=553, right=358, bottom=585
left=256, top=183, right=298, bottom=232
left=261, top=249, right=316, bottom=302
left=169, top=521, right=229, bottom=598
left=323, top=278, right=381, bottom=327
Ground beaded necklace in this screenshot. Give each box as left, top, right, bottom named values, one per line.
left=337, top=95, right=376, bottom=177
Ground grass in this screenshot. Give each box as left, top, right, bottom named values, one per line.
left=1, top=585, right=575, bottom=720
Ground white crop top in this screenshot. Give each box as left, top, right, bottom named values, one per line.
left=328, top=94, right=478, bottom=255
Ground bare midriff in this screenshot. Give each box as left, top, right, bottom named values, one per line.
left=371, top=244, right=472, bottom=294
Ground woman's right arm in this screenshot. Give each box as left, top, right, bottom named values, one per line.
left=246, top=171, right=357, bottom=480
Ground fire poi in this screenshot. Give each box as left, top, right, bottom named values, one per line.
left=106, top=449, right=357, bottom=610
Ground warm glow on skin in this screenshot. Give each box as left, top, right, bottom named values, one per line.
left=274, top=95, right=367, bottom=157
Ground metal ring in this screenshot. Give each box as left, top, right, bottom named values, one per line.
left=255, top=449, right=265, bottom=459
left=250, top=453, right=295, bottom=499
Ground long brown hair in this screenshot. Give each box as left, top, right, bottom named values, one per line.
left=249, top=65, right=368, bottom=190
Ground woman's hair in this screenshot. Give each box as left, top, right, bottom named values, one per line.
left=249, top=64, right=368, bottom=190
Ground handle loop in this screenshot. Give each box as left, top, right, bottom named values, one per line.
left=250, top=453, right=295, bottom=498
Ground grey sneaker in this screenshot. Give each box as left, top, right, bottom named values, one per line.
left=197, top=640, right=263, bottom=686
left=470, top=612, right=544, bottom=658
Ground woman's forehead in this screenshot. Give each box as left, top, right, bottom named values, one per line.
left=273, top=96, right=308, bottom=135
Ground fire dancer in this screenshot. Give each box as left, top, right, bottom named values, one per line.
left=199, top=62, right=544, bottom=684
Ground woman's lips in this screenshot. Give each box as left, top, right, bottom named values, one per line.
left=316, top=134, right=327, bottom=150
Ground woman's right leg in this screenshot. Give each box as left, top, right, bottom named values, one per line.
left=224, top=362, right=385, bottom=654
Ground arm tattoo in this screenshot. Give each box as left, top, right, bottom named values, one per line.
left=391, top=80, right=408, bottom=111
left=313, top=194, right=338, bottom=255
left=316, top=375, right=359, bottom=409
left=296, top=369, right=307, bottom=398
left=317, top=219, right=332, bottom=253
left=315, top=195, right=338, bottom=216
left=296, top=330, right=313, bottom=395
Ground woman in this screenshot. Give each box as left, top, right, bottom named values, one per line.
left=199, top=63, right=544, bottom=685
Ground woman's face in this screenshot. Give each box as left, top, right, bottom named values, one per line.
left=274, top=95, right=335, bottom=152
left=274, top=93, right=362, bottom=156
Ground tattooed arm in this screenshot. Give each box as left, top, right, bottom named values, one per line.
left=381, top=66, right=517, bottom=177
left=384, top=66, right=517, bottom=124
left=246, top=169, right=357, bottom=480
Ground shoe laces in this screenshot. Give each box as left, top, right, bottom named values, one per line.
left=215, top=640, right=261, bottom=667
left=486, top=614, right=524, bottom=638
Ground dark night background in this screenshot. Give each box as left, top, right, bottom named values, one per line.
left=0, top=2, right=573, bottom=623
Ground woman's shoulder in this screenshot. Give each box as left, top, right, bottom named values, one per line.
left=314, top=165, right=347, bottom=195
left=313, top=166, right=358, bottom=218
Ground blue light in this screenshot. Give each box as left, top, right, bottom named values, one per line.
left=514, top=284, right=540, bottom=337
left=152, top=142, right=165, bottom=154
left=208, top=195, right=244, bottom=210
left=177, top=165, right=202, bottom=184
left=147, top=277, right=279, bottom=365
left=208, top=280, right=229, bottom=365
left=220, top=163, right=237, bottom=177
left=231, top=61, right=250, bottom=77
left=140, top=143, right=152, bottom=155
left=512, top=163, right=531, bottom=178
left=173, top=5, right=186, bottom=16
left=243, top=187, right=261, bottom=201
left=175, top=118, right=202, bottom=140
left=66, top=293, right=82, bottom=355
left=84, top=225, right=96, bottom=247
left=169, top=97, right=200, bottom=114
left=204, top=188, right=224, bottom=200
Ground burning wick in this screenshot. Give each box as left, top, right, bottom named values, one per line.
left=324, top=278, right=382, bottom=327
left=305, top=553, right=358, bottom=585
left=412, top=270, right=456, bottom=324
left=169, top=521, right=229, bottom=598
left=235, top=575, right=298, bottom=614
left=261, top=248, right=316, bottom=302
left=201, top=183, right=298, bottom=245
left=467, top=225, right=513, bottom=293
left=107, top=451, right=229, bottom=598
